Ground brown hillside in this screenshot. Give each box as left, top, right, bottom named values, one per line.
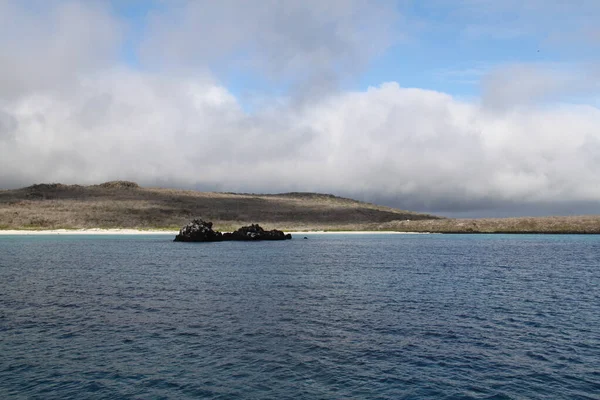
left=0, top=181, right=440, bottom=230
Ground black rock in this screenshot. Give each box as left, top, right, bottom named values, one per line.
left=174, top=219, right=224, bottom=242
left=174, top=220, right=292, bottom=242
left=223, top=224, right=292, bottom=241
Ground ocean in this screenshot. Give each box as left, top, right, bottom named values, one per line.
left=1, top=234, right=599, bottom=399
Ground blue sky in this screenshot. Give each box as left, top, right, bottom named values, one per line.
left=1, top=0, right=599, bottom=216
left=106, top=0, right=599, bottom=102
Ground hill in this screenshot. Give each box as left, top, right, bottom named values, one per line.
left=377, top=216, right=600, bottom=234
left=0, top=181, right=440, bottom=231
left=2, top=181, right=599, bottom=233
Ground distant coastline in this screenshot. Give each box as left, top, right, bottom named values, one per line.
left=1, top=227, right=599, bottom=235
left=0, top=229, right=429, bottom=236
left=0, top=229, right=179, bottom=235
left=1, top=181, right=599, bottom=234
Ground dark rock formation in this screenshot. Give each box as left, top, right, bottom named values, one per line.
left=174, top=220, right=291, bottom=242
left=174, top=219, right=224, bottom=242
left=223, top=224, right=292, bottom=241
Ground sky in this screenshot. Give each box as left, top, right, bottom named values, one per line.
left=0, top=0, right=599, bottom=217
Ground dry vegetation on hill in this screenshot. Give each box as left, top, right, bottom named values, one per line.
left=1, top=181, right=599, bottom=233
left=376, top=216, right=600, bottom=234
left=0, top=181, right=438, bottom=231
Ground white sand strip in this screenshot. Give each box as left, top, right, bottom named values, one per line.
left=288, top=231, right=429, bottom=235
left=0, top=229, right=178, bottom=235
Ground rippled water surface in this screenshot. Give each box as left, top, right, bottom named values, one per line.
left=1, top=234, right=600, bottom=399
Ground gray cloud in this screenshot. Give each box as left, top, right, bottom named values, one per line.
left=140, top=0, right=400, bottom=94
left=0, top=110, right=18, bottom=140
left=0, top=0, right=122, bottom=100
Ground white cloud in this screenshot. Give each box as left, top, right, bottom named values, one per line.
left=1, top=0, right=599, bottom=216
left=2, top=75, right=600, bottom=215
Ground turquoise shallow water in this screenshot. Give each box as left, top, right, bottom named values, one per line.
left=1, top=234, right=599, bottom=399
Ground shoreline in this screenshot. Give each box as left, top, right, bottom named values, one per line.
left=0, top=229, right=426, bottom=236
left=0, top=229, right=179, bottom=235
left=1, top=229, right=597, bottom=235
left=289, top=231, right=429, bottom=235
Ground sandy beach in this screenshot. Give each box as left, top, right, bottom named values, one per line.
left=0, top=229, right=179, bottom=235
left=289, top=231, right=429, bottom=235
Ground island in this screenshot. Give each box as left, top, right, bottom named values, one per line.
left=174, top=219, right=292, bottom=242
left=1, top=181, right=599, bottom=234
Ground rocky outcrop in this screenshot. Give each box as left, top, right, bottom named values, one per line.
left=174, top=219, right=224, bottom=242
left=174, top=220, right=291, bottom=242
left=223, top=224, right=292, bottom=241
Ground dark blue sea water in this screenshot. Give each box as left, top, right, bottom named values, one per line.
left=1, top=234, right=599, bottom=399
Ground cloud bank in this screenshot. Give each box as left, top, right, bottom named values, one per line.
left=1, top=0, right=599, bottom=217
